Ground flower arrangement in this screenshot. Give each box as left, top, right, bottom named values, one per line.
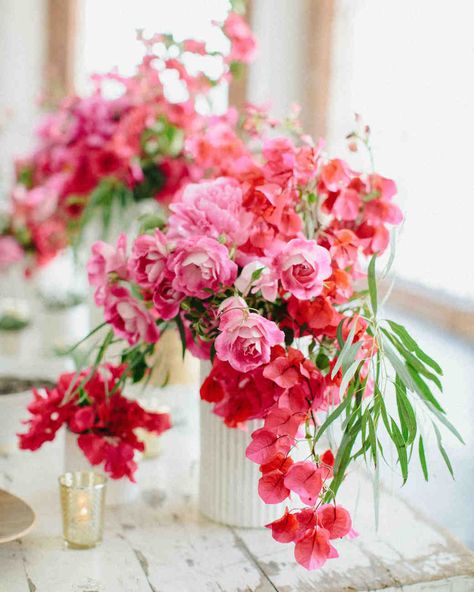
left=0, top=9, right=256, bottom=271
left=18, top=364, right=171, bottom=480
left=45, top=109, right=460, bottom=570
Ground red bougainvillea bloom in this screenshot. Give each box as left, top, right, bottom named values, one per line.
left=266, top=508, right=299, bottom=543
left=294, top=528, right=338, bottom=570
left=18, top=364, right=171, bottom=481
left=317, top=505, right=352, bottom=539
left=246, top=429, right=292, bottom=465
left=283, top=461, right=325, bottom=506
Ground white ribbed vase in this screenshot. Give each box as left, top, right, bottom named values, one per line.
left=64, top=430, right=139, bottom=506
left=198, top=362, right=285, bottom=528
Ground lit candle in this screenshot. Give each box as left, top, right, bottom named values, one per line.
left=59, top=472, right=107, bottom=549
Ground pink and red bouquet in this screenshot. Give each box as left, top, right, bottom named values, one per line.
left=74, top=110, right=456, bottom=570
left=0, top=9, right=257, bottom=271
left=18, top=363, right=171, bottom=481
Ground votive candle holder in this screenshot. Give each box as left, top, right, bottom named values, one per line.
left=59, top=471, right=107, bottom=549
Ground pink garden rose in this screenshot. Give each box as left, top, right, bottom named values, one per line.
left=275, top=238, right=331, bottom=300
left=152, top=275, right=183, bottom=320
left=215, top=308, right=284, bottom=372
left=128, top=229, right=168, bottom=289
left=0, top=236, right=24, bottom=270
left=168, top=178, right=250, bottom=246
left=103, top=286, right=159, bottom=345
left=87, top=234, right=129, bottom=305
left=168, top=236, right=237, bottom=299
left=234, top=261, right=278, bottom=302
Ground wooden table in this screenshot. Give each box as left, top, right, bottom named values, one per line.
left=1, top=387, right=474, bottom=592
left=0, top=393, right=474, bottom=592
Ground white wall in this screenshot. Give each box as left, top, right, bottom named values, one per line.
left=247, top=0, right=309, bottom=121
left=327, top=0, right=474, bottom=301
left=0, top=0, right=47, bottom=201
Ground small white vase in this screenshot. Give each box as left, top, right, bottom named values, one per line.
left=63, top=430, right=139, bottom=506
left=198, top=362, right=286, bottom=528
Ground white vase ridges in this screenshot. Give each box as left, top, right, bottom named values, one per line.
left=198, top=362, right=286, bottom=528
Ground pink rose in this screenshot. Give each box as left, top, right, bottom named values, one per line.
left=234, top=261, right=278, bottom=302
left=87, top=234, right=129, bottom=305
left=215, top=309, right=284, bottom=372
left=152, top=275, right=183, bottom=320
left=104, top=286, right=159, bottom=345
left=218, top=295, right=248, bottom=322
left=128, top=229, right=168, bottom=289
left=275, top=238, right=331, bottom=300
left=168, top=237, right=237, bottom=299
left=0, top=236, right=24, bottom=270
left=168, top=178, right=250, bottom=246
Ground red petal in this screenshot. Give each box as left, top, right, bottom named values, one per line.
left=316, top=504, right=352, bottom=539
left=283, top=461, right=324, bottom=505
left=265, top=508, right=298, bottom=543
left=246, top=429, right=291, bottom=465
left=258, top=470, right=290, bottom=504
left=294, top=528, right=332, bottom=570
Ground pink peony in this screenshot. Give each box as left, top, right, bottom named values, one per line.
left=168, top=177, right=250, bottom=246
left=275, top=238, right=332, bottom=300
left=128, top=229, right=168, bottom=289
left=168, top=236, right=237, bottom=299
left=0, top=236, right=24, bottom=270
left=103, top=286, right=159, bottom=345
left=215, top=308, right=284, bottom=372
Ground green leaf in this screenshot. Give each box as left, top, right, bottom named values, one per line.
left=424, top=401, right=464, bottom=444
left=367, top=254, right=378, bottom=316
left=367, top=412, right=378, bottom=466
left=383, top=329, right=443, bottom=391
left=406, top=365, right=445, bottom=413
left=390, top=418, right=408, bottom=484
left=329, top=430, right=357, bottom=500
left=386, top=320, right=442, bottom=375
left=314, top=393, right=352, bottom=444
left=331, top=320, right=358, bottom=379
left=62, top=322, right=107, bottom=355
left=339, top=360, right=361, bottom=400
left=174, top=314, right=187, bottom=360
left=382, top=337, right=415, bottom=390
left=432, top=422, right=455, bottom=478
left=394, top=375, right=417, bottom=445
left=336, top=318, right=345, bottom=349
left=418, top=436, right=429, bottom=481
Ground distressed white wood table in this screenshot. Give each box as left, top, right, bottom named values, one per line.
left=1, top=386, right=474, bottom=592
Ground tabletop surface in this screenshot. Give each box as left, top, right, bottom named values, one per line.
left=1, top=378, right=474, bottom=592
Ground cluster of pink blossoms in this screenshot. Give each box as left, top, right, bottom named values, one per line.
left=0, top=11, right=257, bottom=271
left=85, top=114, right=402, bottom=568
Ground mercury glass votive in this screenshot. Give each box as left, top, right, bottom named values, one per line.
left=59, top=471, right=107, bottom=549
